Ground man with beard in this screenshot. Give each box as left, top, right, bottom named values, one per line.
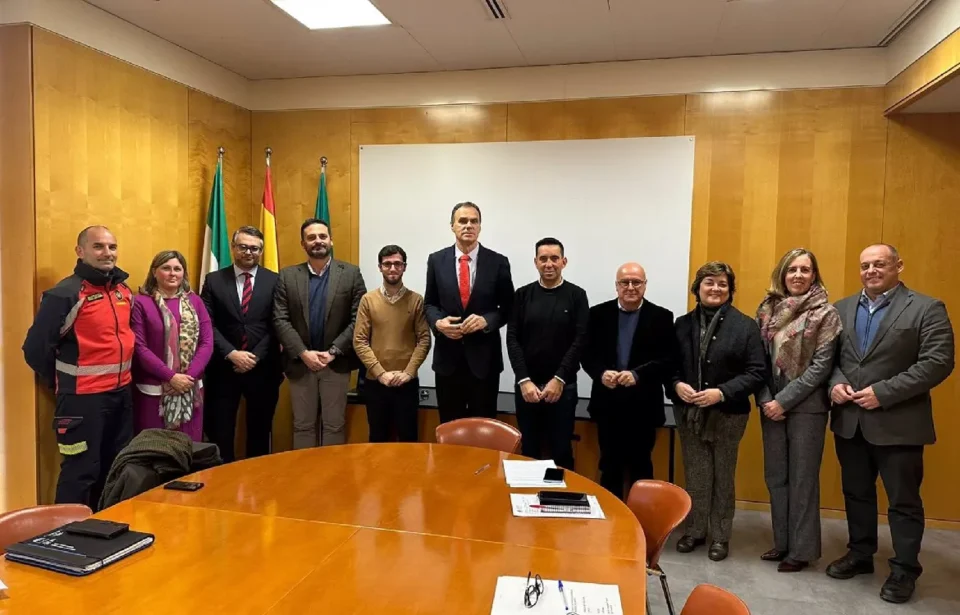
left=353, top=245, right=431, bottom=442
left=200, top=226, right=283, bottom=462
left=23, top=226, right=136, bottom=507
left=274, top=218, right=366, bottom=448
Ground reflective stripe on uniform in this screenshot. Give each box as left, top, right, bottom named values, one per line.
left=59, top=298, right=85, bottom=337
left=58, top=441, right=88, bottom=455
left=56, top=359, right=132, bottom=376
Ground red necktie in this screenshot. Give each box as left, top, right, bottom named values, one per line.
left=458, top=254, right=471, bottom=308
left=240, top=273, right=252, bottom=349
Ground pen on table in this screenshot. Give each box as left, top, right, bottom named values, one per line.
left=558, top=580, right=569, bottom=611
left=474, top=463, right=491, bottom=475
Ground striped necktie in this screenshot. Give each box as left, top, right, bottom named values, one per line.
left=240, top=272, right=253, bottom=349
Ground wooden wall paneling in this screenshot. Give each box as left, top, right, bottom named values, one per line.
left=506, top=96, right=685, bottom=141
left=885, top=27, right=960, bottom=114
left=32, top=29, right=191, bottom=502
left=882, top=114, right=960, bottom=521
left=188, top=89, right=254, bottom=278
left=0, top=24, right=39, bottom=512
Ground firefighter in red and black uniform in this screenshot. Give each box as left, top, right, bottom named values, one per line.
left=23, top=226, right=136, bottom=508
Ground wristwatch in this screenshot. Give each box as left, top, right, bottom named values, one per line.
left=328, top=345, right=342, bottom=357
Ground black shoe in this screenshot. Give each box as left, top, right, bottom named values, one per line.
left=826, top=553, right=874, bottom=580
left=761, top=548, right=787, bottom=562
left=676, top=535, right=706, bottom=553
left=880, top=573, right=916, bottom=604
left=778, top=559, right=809, bottom=573
left=708, top=541, right=729, bottom=561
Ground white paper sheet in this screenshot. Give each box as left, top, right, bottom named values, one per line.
left=0, top=577, right=7, bottom=591
left=490, top=576, right=624, bottom=615
left=509, top=494, right=606, bottom=519
left=502, top=459, right=567, bottom=488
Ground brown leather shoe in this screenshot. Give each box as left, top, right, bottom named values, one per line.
left=761, top=549, right=787, bottom=562
left=778, top=559, right=809, bottom=573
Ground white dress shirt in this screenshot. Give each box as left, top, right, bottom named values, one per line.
left=234, top=264, right=259, bottom=303
left=454, top=243, right=480, bottom=291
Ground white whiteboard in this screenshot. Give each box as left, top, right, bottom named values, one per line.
left=359, top=137, right=695, bottom=394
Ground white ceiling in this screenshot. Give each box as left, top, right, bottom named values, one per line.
left=84, top=0, right=927, bottom=79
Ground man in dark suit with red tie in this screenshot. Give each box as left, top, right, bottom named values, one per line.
left=425, top=202, right=514, bottom=423
left=200, top=226, right=283, bottom=462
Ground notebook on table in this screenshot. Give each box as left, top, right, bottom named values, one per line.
left=4, top=520, right=154, bottom=576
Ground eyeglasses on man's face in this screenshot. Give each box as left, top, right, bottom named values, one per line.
left=234, top=244, right=262, bottom=254
left=380, top=261, right=407, bottom=270
left=617, top=279, right=647, bottom=288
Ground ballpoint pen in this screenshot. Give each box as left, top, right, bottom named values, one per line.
left=558, top=580, right=569, bottom=611
left=474, top=463, right=491, bottom=475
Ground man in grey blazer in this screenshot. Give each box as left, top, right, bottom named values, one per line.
left=274, top=218, right=366, bottom=449
left=826, top=244, right=954, bottom=604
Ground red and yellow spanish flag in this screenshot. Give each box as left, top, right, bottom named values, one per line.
left=259, top=152, right=279, bottom=272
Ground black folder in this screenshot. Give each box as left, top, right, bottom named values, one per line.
left=4, top=522, right=154, bottom=576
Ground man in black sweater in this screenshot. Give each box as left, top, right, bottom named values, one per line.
left=506, top=238, right=589, bottom=469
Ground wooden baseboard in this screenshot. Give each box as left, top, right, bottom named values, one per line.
left=736, top=500, right=960, bottom=531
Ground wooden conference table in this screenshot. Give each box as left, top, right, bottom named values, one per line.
left=0, top=444, right=647, bottom=614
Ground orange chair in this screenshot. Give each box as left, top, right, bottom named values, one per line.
left=681, top=584, right=750, bottom=615
left=626, top=480, right=692, bottom=615
left=435, top=418, right=522, bottom=454
left=0, top=504, right=93, bottom=553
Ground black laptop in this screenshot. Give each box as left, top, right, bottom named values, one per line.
left=4, top=519, right=154, bottom=576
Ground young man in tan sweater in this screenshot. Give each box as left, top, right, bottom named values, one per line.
left=353, top=245, right=432, bottom=442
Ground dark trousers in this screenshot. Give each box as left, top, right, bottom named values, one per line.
left=762, top=412, right=828, bottom=562
left=435, top=359, right=499, bottom=424
left=835, top=426, right=925, bottom=578
left=54, top=388, right=133, bottom=510
left=594, top=407, right=658, bottom=500
left=677, top=411, right=749, bottom=542
left=365, top=378, right=420, bottom=443
left=515, top=384, right=577, bottom=469
left=204, top=367, right=281, bottom=463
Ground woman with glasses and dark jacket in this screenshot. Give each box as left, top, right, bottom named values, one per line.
left=669, top=261, right=767, bottom=562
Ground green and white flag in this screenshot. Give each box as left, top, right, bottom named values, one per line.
left=200, top=155, right=231, bottom=291
left=315, top=163, right=332, bottom=257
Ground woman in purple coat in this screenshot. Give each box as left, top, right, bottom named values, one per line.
left=131, top=250, right=213, bottom=441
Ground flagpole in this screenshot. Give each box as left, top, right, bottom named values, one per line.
left=218, top=146, right=224, bottom=161
left=265, top=147, right=272, bottom=166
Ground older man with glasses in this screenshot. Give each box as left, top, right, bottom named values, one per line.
left=200, top=225, right=283, bottom=462
left=581, top=262, right=676, bottom=500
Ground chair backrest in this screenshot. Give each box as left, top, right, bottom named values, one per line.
left=626, top=479, right=692, bottom=569
left=681, top=584, right=750, bottom=615
left=0, top=504, right=93, bottom=553
left=435, top=418, right=522, bottom=454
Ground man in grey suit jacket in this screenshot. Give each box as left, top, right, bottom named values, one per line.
left=826, top=244, right=954, bottom=604
left=274, top=218, right=366, bottom=449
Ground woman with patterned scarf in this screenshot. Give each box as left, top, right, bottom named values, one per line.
left=755, top=248, right=842, bottom=573
left=131, top=250, right=213, bottom=441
